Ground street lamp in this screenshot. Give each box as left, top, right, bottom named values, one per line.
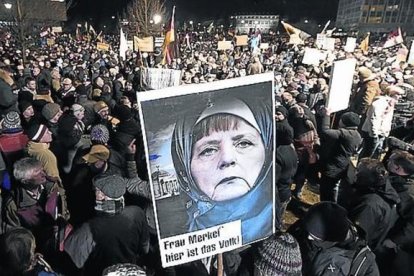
left=304, top=19, right=309, bottom=24
left=111, top=15, right=115, bottom=19
left=153, top=14, right=161, bottom=24
left=4, top=3, right=12, bottom=9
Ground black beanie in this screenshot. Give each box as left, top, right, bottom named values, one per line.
left=25, top=124, right=48, bottom=142
left=303, top=202, right=350, bottom=242
left=340, top=112, right=360, bottom=128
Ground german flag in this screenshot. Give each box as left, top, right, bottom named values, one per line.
left=162, top=6, right=177, bottom=65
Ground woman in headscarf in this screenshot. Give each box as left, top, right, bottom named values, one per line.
left=171, top=96, right=278, bottom=244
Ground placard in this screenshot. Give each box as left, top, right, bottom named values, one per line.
left=217, top=40, right=232, bottom=50
left=302, top=48, right=323, bottom=65
left=327, top=59, right=357, bottom=113
left=396, top=47, right=409, bottom=63
left=137, top=73, right=276, bottom=267
left=260, top=43, right=269, bottom=50
left=134, top=36, right=154, bottom=52
left=323, top=37, right=336, bottom=51
left=235, top=35, right=248, bottom=46
left=52, top=26, right=63, bottom=33
left=316, top=33, right=326, bottom=49
left=96, top=42, right=110, bottom=51
left=344, top=37, right=357, bottom=53
left=408, top=42, right=414, bottom=65
left=127, top=40, right=133, bottom=50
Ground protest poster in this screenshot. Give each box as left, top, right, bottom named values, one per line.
left=302, top=48, right=323, bottom=65
left=127, top=40, right=133, bottom=50
left=140, top=68, right=182, bottom=90
left=323, top=37, right=336, bottom=51
left=316, top=33, right=326, bottom=49
left=96, top=42, right=110, bottom=51
left=327, top=58, right=357, bottom=113
left=344, top=37, right=357, bottom=53
left=235, top=35, right=248, bottom=46
left=137, top=73, right=275, bottom=267
left=155, top=37, right=164, bottom=48
left=396, top=47, right=409, bottom=63
left=134, top=36, right=154, bottom=52
left=217, top=40, right=232, bottom=50
left=408, top=42, right=414, bottom=65
left=52, top=26, right=63, bottom=33
left=46, top=38, right=55, bottom=46
left=40, top=31, right=49, bottom=38
left=260, top=43, right=269, bottom=50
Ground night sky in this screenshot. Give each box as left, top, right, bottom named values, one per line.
left=69, top=0, right=339, bottom=26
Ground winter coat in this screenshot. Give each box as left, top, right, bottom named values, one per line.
left=348, top=182, right=400, bottom=250
left=319, top=115, right=362, bottom=178
left=276, top=144, right=298, bottom=202
left=289, top=220, right=379, bottom=276
left=362, top=95, right=397, bottom=138
left=0, top=69, right=18, bottom=116
left=27, top=142, right=60, bottom=181
left=388, top=175, right=414, bottom=252
left=64, top=206, right=150, bottom=276
left=350, top=78, right=381, bottom=116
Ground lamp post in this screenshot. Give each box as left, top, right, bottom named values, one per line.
left=4, top=3, right=12, bottom=9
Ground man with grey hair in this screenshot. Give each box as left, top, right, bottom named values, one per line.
left=2, top=157, right=69, bottom=253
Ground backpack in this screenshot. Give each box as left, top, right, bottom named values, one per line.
left=309, top=243, right=376, bottom=276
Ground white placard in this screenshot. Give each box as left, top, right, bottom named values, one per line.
left=327, top=59, right=357, bottom=113
left=303, top=48, right=323, bottom=65
left=344, top=37, right=357, bottom=53
left=316, top=33, right=326, bottom=49
left=323, top=37, right=336, bottom=51
left=408, top=42, right=414, bottom=65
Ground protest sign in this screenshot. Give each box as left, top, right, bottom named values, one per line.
left=155, top=37, right=164, bottom=48
left=408, top=42, right=414, bottom=65
left=396, top=47, right=409, bottom=63
left=344, top=37, right=357, bottom=52
left=235, top=35, right=248, bottom=46
left=316, top=33, right=326, bottom=49
left=323, top=37, right=336, bottom=51
left=289, top=34, right=304, bottom=45
left=217, top=40, right=232, bottom=50
left=96, top=42, right=110, bottom=51
left=137, top=73, right=275, bottom=267
left=127, top=40, right=133, bottom=50
left=52, top=27, right=62, bottom=33
left=40, top=31, right=49, bottom=38
left=327, top=59, right=357, bottom=113
left=302, top=48, right=323, bottom=66
left=260, top=43, right=269, bottom=50
left=140, top=68, right=181, bottom=90
left=134, top=36, right=154, bottom=52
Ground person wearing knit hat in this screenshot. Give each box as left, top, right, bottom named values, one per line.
left=288, top=202, right=380, bottom=276
left=350, top=66, right=382, bottom=115
left=102, top=263, right=146, bottom=276
left=42, top=103, right=62, bottom=123
left=254, top=232, right=302, bottom=276
left=0, top=112, right=29, bottom=172
left=90, top=124, right=110, bottom=145
left=93, top=101, right=120, bottom=132
left=1, top=111, right=22, bottom=131
left=318, top=109, right=362, bottom=202
left=26, top=124, right=61, bottom=182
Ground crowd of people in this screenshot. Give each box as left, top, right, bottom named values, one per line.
left=0, top=25, right=413, bottom=275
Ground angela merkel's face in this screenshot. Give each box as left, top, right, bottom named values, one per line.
left=190, top=119, right=265, bottom=201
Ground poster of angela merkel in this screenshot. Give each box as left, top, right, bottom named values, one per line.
left=137, top=72, right=277, bottom=267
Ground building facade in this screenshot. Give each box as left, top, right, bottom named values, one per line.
left=336, top=0, right=414, bottom=34
left=230, top=15, right=279, bottom=34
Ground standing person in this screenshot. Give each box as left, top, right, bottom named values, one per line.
left=0, top=62, right=18, bottom=116
left=63, top=174, right=150, bottom=276
left=360, top=85, right=405, bottom=159
left=319, top=110, right=362, bottom=203
left=350, top=67, right=382, bottom=116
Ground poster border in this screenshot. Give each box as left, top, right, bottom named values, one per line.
left=137, top=72, right=276, bottom=267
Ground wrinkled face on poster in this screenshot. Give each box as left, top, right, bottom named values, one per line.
left=190, top=111, right=265, bottom=201
left=171, top=97, right=274, bottom=244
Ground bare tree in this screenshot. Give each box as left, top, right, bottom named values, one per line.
left=125, top=0, right=166, bottom=36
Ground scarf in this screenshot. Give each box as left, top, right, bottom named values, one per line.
left=95, top=196, right=125, bottom=215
